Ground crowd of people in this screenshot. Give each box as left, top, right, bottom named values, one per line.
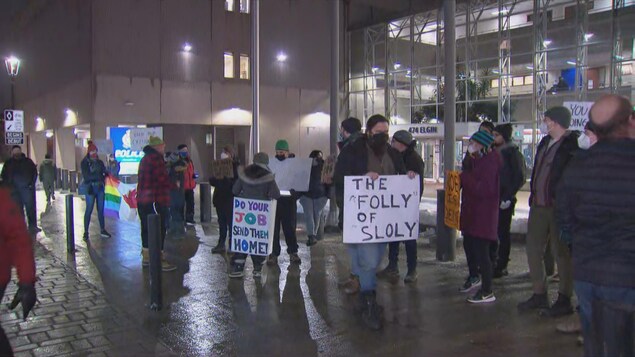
left=0, top=93, right=633, bottom=355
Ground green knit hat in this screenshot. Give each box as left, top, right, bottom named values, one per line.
left=275, top=139, right=289, bottom=151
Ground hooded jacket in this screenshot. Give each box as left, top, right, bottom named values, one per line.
left=496, top=142, right=526, bottom=202
left=0, top=187, right=36, bottom=294
left=137, top=146, right=171, bottom=206
left=232, top=164, right=281, bottom=201
left=81, top=155, right=107, bottom=185
left=39, top=158, right=57, bottom=184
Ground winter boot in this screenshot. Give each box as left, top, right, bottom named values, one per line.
left=517, top=293, right=549, bottom=312
left=361, top=291, right=383, bottom=330
left=541, top=293, right=574, bottom=317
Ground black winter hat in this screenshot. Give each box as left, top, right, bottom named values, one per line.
left=493, top=123, right=513, bottom=142
left=341, top=117, right=362, bottom=134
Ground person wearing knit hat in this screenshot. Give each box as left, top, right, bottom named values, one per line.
left=492, top=123, right=527, bottom=279
left=228, top=152, right=281, bottom=279
left=517, top=105, right=580, bottom=316
left=459, top=130, right=502, bottom=304
left=268, top=140, right=301, bottom=266
left=392, top=130, right=414, bottom=147
left=80, top=141, right=111, bottom=240
left=339, top=117, right=363, bottom=151
left=1, top=145, right=40, bottom=232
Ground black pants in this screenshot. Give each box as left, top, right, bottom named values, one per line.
left=11, top=187, right=37, bottom=229
left=139, top=202, right=168, bottom=250
left=273, top=197, right=298, bottom=256
left=231, top=253, right=266, bottom=269
left=388, top=240, right=417, bottom=273
left=494, top=202, right=515, bottom=271
left=43, top=181, right=55, bottom=202
left=216, top=203, right=233, bottom=246
left=464, top=235, right=493, bottom=293
left=185, top=189, right=195, bottom=222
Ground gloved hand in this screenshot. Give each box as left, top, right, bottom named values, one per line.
left=8, top=283, right=36, bottom=321
left=500, top=200, right=512, bottom=210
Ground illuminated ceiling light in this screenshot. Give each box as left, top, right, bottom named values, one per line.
left=276, top=52, right=288, bottom=62
left=526, top=65, right=534, bottom=70
left=4, top=55, right=20, bottom=77
left=543, top=39, right=552, bottom=47
left=566, top=60, right=577, bottom=66
left=584, top=33, right=594, bottom=41
left=492, top=69, right=500, bottom=74
left=491, top=9, right=509, bottom=15
left=182, top=42, right=192, bottom=52
left=371, top=67, right=379, bottom=73
left=393, top=62, right=401, bottom=70
left=45, top=130, right=54, bottom=138
left=124, top=101, right=135, bottom=106
left=64, top=109, right=78, bottom=127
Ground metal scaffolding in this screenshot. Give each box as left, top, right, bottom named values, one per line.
left=465, top=0, right=486, bottom=123
left=532, top=0, right=550, bottom=159
left=574, top=0, right=589, bottom=100
left=610, top=0, right=625, bottom=93
left=363, top=25, right=386, bottom=119
left=498, top=0, right=518, bottom=123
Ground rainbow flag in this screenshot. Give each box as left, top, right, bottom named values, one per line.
left=105, top=176, right=138, bottom=222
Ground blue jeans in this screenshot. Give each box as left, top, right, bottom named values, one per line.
left=348, top=243, right=387, bottom=292
left=299, top=196, right=328, bottom=237
left=575, top=280, right=635, bottom=356
left=84, top=185, right=105, bottom=233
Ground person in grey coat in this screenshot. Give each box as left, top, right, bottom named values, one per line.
left=229, top=152, right=281, bottom=279
left=39, top=154, right=57, bottom=203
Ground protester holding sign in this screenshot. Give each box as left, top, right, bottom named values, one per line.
left=210, top=146, right=240, bottom=254
left=80, top=143, right=111, bottom=240
left=334, top=114, right=411, bottom=330
left=459, top=130, right=501, bottom=304
left=230, top=152, right=280, bottom=279
left=377, top=130, right=424, bottom=283
left=267, top=140, right=301, bottom=266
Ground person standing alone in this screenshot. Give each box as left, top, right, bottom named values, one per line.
left=39, top=154, right=57, bottom=204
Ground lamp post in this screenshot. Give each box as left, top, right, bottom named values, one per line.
left=5, top=56, right=21, bottom=109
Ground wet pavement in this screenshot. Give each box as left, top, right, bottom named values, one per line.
left=2, top=187, right=581, bottom=356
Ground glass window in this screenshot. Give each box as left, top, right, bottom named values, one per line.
left=240, top=54, right=249, bottom=79
left=239, top=0, right=249, bottom=13
left=224, top=52, right=234, bottom=78
left=225, top=0, right=234, bottom=12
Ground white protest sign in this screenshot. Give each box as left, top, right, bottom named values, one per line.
left=231, top=197, right=277, bottom=256
left=563, top=101, right=594, bottom=131
left=130, top=127, right=163, bottom=151
left=93, top=139, right=113, bottom=155
left=268, top=157, right=312, bottom=192
left=343, top=175, right=420, bottom=244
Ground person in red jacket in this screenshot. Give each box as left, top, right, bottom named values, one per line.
left=459, top=130, right=502, bottom=304
left=0, top=186, right=37, bottom=356
left=177, top=144, right=197, bottom=224
left=137, top=136, right=176, bottom=272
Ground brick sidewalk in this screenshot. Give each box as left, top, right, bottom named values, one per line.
left=1, top=244, right=175, bottom=357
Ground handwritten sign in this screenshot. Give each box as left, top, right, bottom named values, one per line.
left=563, top=101, right=593, bottom=131
left=343, top=175, right=420, bottom=244
left=321, top=155, right=336, bottom=185
left=444, top=171, right=461, bottom=230
left=211, top=159, right=234, bottom=179
left=130, top=127, right=163, bottom=151
left=231, top=198, right=277, bottom=256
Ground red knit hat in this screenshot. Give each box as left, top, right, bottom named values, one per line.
left=87, top=143, right=98, bottom=154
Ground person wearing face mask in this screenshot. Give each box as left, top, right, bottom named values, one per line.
left=298, top=150, right=329, bottom=247
left=491, top=124, right=526, bottom=278
left=177, top=144, right=197, bottom=225
left=106, top=154, right=120, bottom=180
left=267, top=139, right=301, bottom=265
left=577, top=121, right=598, bottom=150
left=80, top=143, right=111, bottom=240
left=459, top=130, right=502, bottom=303
left=377, top=130, right=424, bottom=283
left=556, top=95, right=635, bottom=355
left=518, top=106, right=579, bottom=317
left=209, top=146, right=240, bottom=254
left=334, top=114, right=413, bottom=330
left=1, top=146, right=40, bottom=233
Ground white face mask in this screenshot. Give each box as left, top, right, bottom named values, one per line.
left=577, top=133, right=591, bottom=150
left=539, top=122, right=549, bottom=135
left=220, top=152, right=229, bottom=160
left=467, top=143, right=478, bottom=154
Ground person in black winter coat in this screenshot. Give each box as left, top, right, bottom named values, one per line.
left=377, top=130, right=424, bottom=283
left=299, top=150, right=329, bottom=247
left=492, top=124, right=526, bottom=278
left=1, top=146, right=40, bottom=232
left=80, top=143, right=111, bottom=240
left=210, top=146, right=240, bottom=254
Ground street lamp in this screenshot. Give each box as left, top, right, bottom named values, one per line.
left=5, top=56, right=21, bottom=109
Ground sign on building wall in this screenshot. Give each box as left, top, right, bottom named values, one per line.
left=444, top=171, right=461, bottom=230
left=343, top=175, right=420, bottom=244
left=391, top=124, right=444, bottom=139
left=109, top=127, right=144, bottom=176
left=130, top=127, right=164, bottom=151
left=4, top=110, right=24, bottom=145
left=231, top=197, right=277, bottom=256
left=563, top=101, right=594, bottom=131
left=268, top=158, right=312, bottom=192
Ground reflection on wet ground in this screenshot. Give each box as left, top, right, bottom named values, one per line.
left=31, top=190, right=581, bottom=356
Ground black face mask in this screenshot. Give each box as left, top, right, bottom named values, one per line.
left=369, top=132, right=389, bottom=155
left=275, top=155, right=286, bottom=161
